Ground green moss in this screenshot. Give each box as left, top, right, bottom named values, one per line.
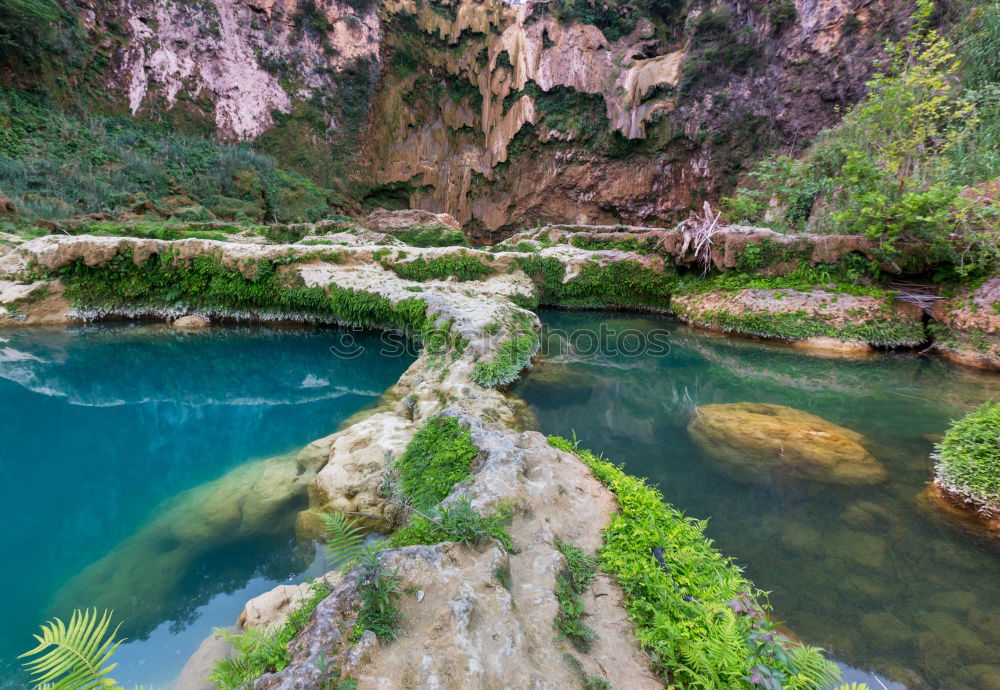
left=396, top=416, right=479, bottom=510
left=547, top=436, right=841, bottom=689
left=558, top=261, right=674, bottom=309
left=935, top=402, right=1000, bottom=505
left=57, top=249, right=429, bottom=335
left=389, top=251, right=494, bottom=282
left=675, top=263, right=893, bottom=298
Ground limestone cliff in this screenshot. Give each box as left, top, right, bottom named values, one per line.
left=20, top=0, right=912, bottom=237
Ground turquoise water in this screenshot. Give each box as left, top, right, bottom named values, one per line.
left=514, top=310, right=1000, bottom=690
left=0, top=324, right=414, bottom=687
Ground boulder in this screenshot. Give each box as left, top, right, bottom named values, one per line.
left=365, top=208, right=462, bottom=233
left=238, top=572, right=342, bottom=631
left=173, top=314, right=211, bottom=329
left=688, top=402, right=888, bottom=484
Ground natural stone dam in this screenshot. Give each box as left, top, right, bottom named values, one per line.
left=514, top=310, right=1000, bottom=689
left=0, top=325, right=414, bottom=687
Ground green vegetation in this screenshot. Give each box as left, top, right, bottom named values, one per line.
left=547, top=436, right=842, bottom=689
left=20, top=608, right=124, bottom=689
left=389, top=251, right=495, bottom=282
left=722, top=0, right=1000, bottom=281
left=392, top=224, right=470, bottom=248
left=673, top=305, right=926, bottom=346
left=0, top=0, right=66, bottom=64
left=553, top=540, right=599, bottom=653
left=675, top=263, right=892, bottom=298
left=471, top=331, right=539, bottom=387
left=209, top=580, right=336, bottom=689
left=546, top=0, right=680, bottom=41
left=680, top=4, right=759, bottom=96
left=0, top=89, right=345, bottom=223
left=516, top=256, right=675, bottom=310
left=396, top=415, right=479, bottom=510
left=354, top=546, right=403, bottom=642
left=57, top=250, right=430, bottom=335
left=570, top=235, right=658, bottom=254
left=934, top=402, right=1000, bottom=505
left=390, top=496, right=514, bottom=551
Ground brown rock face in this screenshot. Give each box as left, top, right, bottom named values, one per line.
left=364, top=208, right=462, bottom=232
left=0, top=193, right=16, bottom=218
left=932, top=276, right=1000, bottom=370
left=688, top=402, right=888, bottom=484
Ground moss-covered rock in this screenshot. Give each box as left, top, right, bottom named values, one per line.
left=688, top=402, right=888, bottom=484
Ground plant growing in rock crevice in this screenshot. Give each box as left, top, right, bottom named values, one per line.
left=553, top=539, right=599, bottom=653
left=395, top=415, right=479, bottom=510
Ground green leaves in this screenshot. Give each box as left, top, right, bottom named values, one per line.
left=321, top=512, right=367, bottom=568
left=20, top=608, right=123, bottom=690
left=548, top=435, right=842, bottom=689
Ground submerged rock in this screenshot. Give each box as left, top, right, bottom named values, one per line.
left=918, top=482, right=1000, bottom=539
left=173, top=314, right=211, bottom=329
left=688, top=402, right=888, bottom=484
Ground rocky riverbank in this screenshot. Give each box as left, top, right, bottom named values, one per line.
left=0, top=222, right=854, bottom=688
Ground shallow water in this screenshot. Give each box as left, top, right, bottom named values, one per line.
left=514, top=310, right=1000, bottom=690
left=0, top=324, right=414, bottom=687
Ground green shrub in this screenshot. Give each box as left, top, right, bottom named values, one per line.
left=547, top=436, right=842, bottom=689
left=390, top=496, right=514, bottom=551
left=396, top=416, right=479, bottom=510
left=720, top=0, right=999, bottom=277
left=355, top=546, right=403, bottom=641
left=934, top=402, right=1000, bottom=505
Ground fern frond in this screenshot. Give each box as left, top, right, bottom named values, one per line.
left=834, top=684, right=872, bottom=690
left=19, top=608, right=123, bottom=690
left=321, top=512, right=366, bottom=568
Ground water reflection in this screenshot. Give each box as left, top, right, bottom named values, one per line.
left=515, top=310, right=1000, bottom=690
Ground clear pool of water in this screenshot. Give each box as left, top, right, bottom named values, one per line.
left=513, top=310, right=1000, bottom=690
left=0, top=324, right=414, bottom=687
